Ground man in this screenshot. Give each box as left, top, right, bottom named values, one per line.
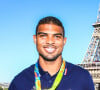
left=9, top=16, right=94, bottom=90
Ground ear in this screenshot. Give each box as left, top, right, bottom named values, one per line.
left=64, top=37, right=67, bottom=45
left=33, top=35, right=36, bottom=44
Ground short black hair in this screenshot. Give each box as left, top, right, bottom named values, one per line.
left=36, top=16, right=65, bottom=37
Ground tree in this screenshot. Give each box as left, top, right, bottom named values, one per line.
left=0, top=87, right=3, bottom=90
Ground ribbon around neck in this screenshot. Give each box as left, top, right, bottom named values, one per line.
left=34, top=60, right=66, bottom=90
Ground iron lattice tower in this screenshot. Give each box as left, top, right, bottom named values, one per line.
left=79, top=6, right=100, bottom=90
left=82, top=7, right=100, bottom=63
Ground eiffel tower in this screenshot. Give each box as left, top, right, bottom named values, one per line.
left=78, top=6, right=100, bottom=90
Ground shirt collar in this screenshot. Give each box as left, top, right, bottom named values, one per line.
left=37, top=59, right=64, bottom=77
left=37, top=60, right=48, bottom=76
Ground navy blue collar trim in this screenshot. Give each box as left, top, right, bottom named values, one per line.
left=37, top=59, right=64, bottom=77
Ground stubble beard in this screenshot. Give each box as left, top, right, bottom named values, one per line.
left=39, top=52, right=62, bottom=62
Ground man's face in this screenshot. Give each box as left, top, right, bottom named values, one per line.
left=33, top=24, right=66, bottom=61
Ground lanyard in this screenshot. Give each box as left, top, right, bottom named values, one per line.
left=34, top=60, right=66, bottom=90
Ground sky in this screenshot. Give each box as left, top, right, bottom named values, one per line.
left=0, top=0, right=100, bottom=83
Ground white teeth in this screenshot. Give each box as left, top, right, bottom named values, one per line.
left=45, top=47, right=55, bottom=53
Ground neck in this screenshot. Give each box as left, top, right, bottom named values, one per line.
left=39, top=56, right=62, bottom=76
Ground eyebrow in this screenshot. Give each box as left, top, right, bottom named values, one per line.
left=37, top=32, right=47, bottom=35
left=54, top=33, right=63, bottom=36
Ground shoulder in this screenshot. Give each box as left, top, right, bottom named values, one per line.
left=65, top=61, right=94, bottom=89
left=9, top=64, right=35, bottom=90
left=65, top=61, right=93, bottom=82
left=65, top=61, right=90, bottom=76
left=15, top=64, right=35, bottom=81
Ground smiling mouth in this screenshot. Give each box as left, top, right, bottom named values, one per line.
left=44, top=47, right=56, bottom=53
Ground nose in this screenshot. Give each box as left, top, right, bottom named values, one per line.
left=46, top=35, right=55, bottom=44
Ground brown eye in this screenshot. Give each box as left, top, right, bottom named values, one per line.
left=55, top=35, right=61, bottom=39
left=40, top=34, right=47, bottom=38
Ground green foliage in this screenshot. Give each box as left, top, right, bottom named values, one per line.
left=0, top=87, right=8, bottom=90
left=0, top=87, right=3, bottom=90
